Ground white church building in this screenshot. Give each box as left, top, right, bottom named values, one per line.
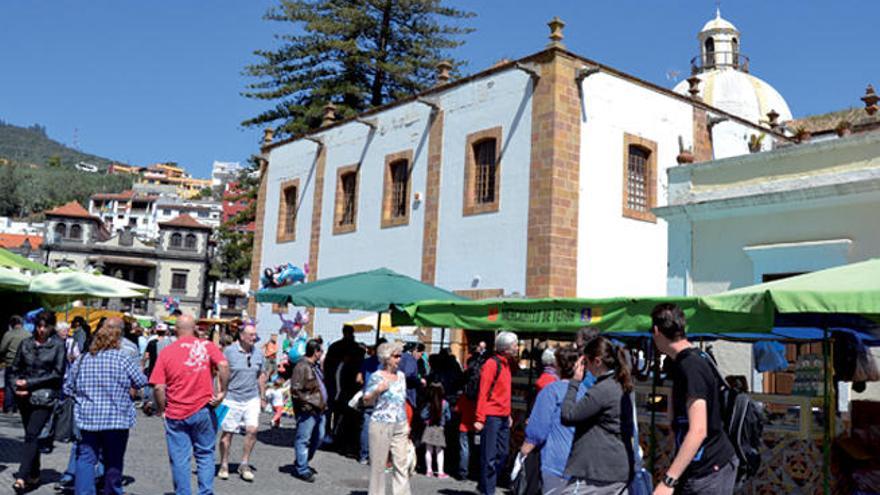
left=249, top=12, right=792, bottom=343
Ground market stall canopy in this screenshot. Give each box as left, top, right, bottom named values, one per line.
left=0, top=266, right=31, bottom=290
left=393, top=296, right=773, bottom=334
left=0, top=247, right=51, bottom=273
left=256, top=267, right=468, bottom=312
left=345, top=312, right=417, bottom=335
left=703, top=258, right=880, bottom=335
left=29, top=269, right=151, bottom=306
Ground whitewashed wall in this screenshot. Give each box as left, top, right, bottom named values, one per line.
left=577, top=73, right=694, bottom=297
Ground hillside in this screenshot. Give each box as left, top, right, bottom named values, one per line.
left=0, top=119, right=133, bottom=218
left=0, top=119, right=122, bottom=170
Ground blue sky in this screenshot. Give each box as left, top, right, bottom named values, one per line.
left=1, top=1, right=877, bottom=179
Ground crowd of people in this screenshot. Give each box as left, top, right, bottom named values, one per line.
left=0, top=302, right=739, bottom=495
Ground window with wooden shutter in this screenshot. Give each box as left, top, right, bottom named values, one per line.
left=276, top=179, right=300, bottom=243
left=622, top=133, right=658, bottom=222
left=333, top=165, right=359, bottom=234
left=381, top=150, right=413, bottom=228
left=463, top=127, right=502, bottom=216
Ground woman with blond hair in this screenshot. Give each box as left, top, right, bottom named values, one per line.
left=63, top=317, right=148, bottom=495
left=364, top=341, right=411, bottom=495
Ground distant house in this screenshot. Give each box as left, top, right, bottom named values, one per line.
left=0, top=233, right=44, bottom=262
left=43, top=201, right=213, bottom=317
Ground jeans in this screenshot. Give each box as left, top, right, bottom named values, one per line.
left=479, top=416, right=509, bottom=495
left=75, top=429, right=129, bottom=495
left=294, top=411, right=324, bottom=477
left=560, top=480, right=627, bottom=495
left=164, top=406, right=217, bottom=495
left=17, top=401, right=54, bottom=480
left=64, top=431, right=105, bottom=481
left=680, top=459, right=738, bottom=495
left=458, top=431, right=471, bottom=479
left=541, top=469, right=568, bottom=494
left=3, top=368, right=17, bottom=413
left=359, top=409, right=373, bottom=462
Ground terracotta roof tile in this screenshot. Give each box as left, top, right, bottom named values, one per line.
left=159, top=214, right=212, bottom=230
left=44, top=201, right=95, bottom=219
left=786, top=107, right=880, bottom=134
left=0, top=233, right=43, bottom=249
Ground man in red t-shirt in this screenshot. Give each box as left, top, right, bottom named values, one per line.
left=151, top=314, right=229, bottom=495
left=474, top=331, right=518, bottom=495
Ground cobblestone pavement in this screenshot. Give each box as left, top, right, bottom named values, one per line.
left=0, top=411, right=480, bottom=495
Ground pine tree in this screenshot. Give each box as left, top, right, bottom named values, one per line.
left=242, top=0, right=474, bottom=136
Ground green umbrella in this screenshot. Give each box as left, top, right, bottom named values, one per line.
left=29, top=269, right=150, bottom=306
left=256, top=267, right=467, bottom=312
left=392, top=295, right=773, bottom=334
left=0, top=247, right=51, bottom=273
left=702, top=258, right=880, bottom=317
left=0, top=266, right=31, bottom=291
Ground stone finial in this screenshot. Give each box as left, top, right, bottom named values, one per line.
left=686, top=75, right=701, bottom=98
left=766, top=109, right=780, bottom=130
left=547, top=17, right=565, bottom=48
left=262, top=127, right=275, bottom=146
left=436, top=60, right=453, bottom=86
left=862, top=84, right=879, bottom=116
left=322, top=102, right=337, bottom=127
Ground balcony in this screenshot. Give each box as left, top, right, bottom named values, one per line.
left=690, top=51, right=750, bottom=73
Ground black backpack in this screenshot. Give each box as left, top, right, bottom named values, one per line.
left=701, top=352, right=765, bottom=482
left=462, top=354, right=501, bottom=401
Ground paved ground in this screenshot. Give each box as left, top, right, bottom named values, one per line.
left=0, top=411, right=480, bottom=495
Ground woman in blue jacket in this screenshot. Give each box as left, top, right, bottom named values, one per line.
left=519, top=346, right=595, bottom=494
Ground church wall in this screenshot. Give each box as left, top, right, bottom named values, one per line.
left=576, top=72, right=694, bottom=297
left=256, top=67, right=534, bottom=344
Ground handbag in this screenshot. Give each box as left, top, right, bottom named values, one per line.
left=29, top=388, right=58, bottom=407
left=510, top=451, right=543, bottom=495
left=54, top=355, right=85, bottom=443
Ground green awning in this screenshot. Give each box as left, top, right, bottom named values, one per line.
left=703, top=258, right=880, bottom=316
left=392, top=296, right=773, bottom=334
left=0, top=266, right=31, bottom=291
left=0, top=247, right=51, bottom=273
left=29, top=269, right=151, bottom=306
left=255, top=267, right=467, bottom=312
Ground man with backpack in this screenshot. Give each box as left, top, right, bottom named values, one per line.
left=651, top=303, right=738, bottom=495
left=474, top=331, right=518, bottom=495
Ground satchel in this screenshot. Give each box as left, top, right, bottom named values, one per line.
left=54, top=355, right=85, bottom=443
left=29, top=388, right=58, bottom=407
left=510, top=451, right=543, bottom=495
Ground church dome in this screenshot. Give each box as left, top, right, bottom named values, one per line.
left=701, top=11, right=737, bottom=33
left=673, top=70, right=793, bottom=124
left=675, top=9, right=792, bottom=125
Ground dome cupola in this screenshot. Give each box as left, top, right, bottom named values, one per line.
left=695, top=8, right=745, bottom=72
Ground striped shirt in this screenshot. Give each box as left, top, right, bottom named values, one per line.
left=63, top=349, right=148, bottom=431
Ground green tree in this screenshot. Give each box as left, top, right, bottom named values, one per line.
left=212, top=157, right=261, bottom=281
left=242, top=0, right=474, bottom=136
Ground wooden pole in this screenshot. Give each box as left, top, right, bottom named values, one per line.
left=822, top=328, right=831, bottom=495
left=375, top=312, right=382, bottom=346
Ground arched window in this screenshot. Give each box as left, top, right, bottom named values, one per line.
left=170, top=232, right=182, bottom=248
left=704, top=37, right=715, bottom=68
left=184, top=233, right=197, bottom=250
left=69, top=224, right=83, bottom=240
left=54, top=223, right=67, bottom=240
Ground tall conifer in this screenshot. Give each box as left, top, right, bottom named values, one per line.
left=242, top=0, right=474, bottom=135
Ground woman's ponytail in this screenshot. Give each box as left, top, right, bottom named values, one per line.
left=584, top=336, right=633, bottom=393
left=613, top=345, right=633, bottom=393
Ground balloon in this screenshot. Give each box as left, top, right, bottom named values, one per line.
left=287, top=334, right=308, bottom=364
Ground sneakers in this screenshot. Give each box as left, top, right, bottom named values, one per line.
left=293, top=471, right=315, bottom=483
left=217, top=466, right=229, bottom=480
left=426, top=470, right=434, bottom=477
left=238, top=464, right=255, bottom=482
left=437, top=473, right=450, bottom=479
left=358, top=458, right=369, bottom=465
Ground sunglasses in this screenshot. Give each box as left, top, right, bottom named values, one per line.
left=247, top=356, right=252, bottom=368
left=391, top=354, right=402, bottom=358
